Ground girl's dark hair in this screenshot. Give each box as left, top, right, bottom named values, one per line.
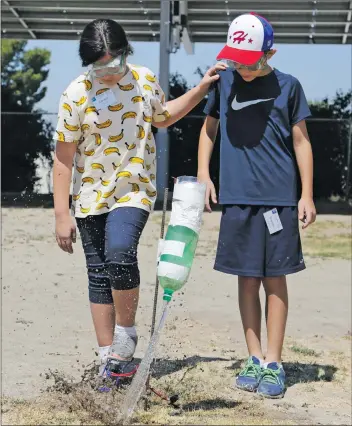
left=79, top=19, right=133, bottom=67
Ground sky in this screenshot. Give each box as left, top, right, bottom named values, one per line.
left=26, top=40, right=352, bottom=115
left=21, top=39, right=351, bottom=193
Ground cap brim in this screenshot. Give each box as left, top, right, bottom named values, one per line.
left=216, top=45, right=264, bottom=65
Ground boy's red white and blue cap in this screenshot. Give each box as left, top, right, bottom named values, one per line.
left=217, top=12, right=274, bottom=65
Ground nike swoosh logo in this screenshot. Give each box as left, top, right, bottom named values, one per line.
left=231, top=95, right=275, bottom=111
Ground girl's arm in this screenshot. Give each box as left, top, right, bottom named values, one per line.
left=53, top=141, right=77, bottom=253
left=153, top=63, right=227, bottom=128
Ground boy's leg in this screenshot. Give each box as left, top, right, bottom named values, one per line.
left=263, top=205, right=304, bottom=363
left=105, top=207, right=149, bottom=366
left=236, top=276, right=264, bottom=392
left=258, top=276, right=288, bottom=399
left=238, top=277, right=264, bottom=360
left=262, top=276, right=288, bottom=363
left=258, top=206, right=304, bottom=398
left=76, top=214, right=115, bottom=360
left=214, top=205, right=266, bottom=392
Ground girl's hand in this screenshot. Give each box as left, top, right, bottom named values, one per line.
left=199, top=62, right=228, bottom=91
left=55, top=214, right=77, bottom=254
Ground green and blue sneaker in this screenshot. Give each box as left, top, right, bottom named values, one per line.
left=257, top=362, right=286, bottom=399
left=235, top=356, right=262, bottom=392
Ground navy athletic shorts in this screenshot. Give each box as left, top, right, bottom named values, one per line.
left=214, top=205, right=305, bottom=278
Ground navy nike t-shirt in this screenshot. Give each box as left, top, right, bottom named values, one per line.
left=204, top=68, right=311, bottom=206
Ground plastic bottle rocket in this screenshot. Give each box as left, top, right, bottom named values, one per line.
left=157, top=176, right=206, bottom=302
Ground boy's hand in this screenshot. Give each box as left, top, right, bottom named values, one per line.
left=198, top=174, right=217, bottom=212
left=298, top=197, right=316, bottom=229
left=198, top=62, right=228, bottom=91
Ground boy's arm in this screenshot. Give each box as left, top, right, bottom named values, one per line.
left=293, top=119, right=316, bottom=229
left=198, top=116, right=219, bottom=212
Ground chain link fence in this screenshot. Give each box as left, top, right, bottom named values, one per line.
left=1, top=112, right=351, bottom=210
left=169, top=115, right=352, bottom=202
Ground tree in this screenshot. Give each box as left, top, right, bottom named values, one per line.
left=1, top=40, right=53, bottom=192
left=308, top=90, right=352, bottom=198
left=168, top=70, right=221, bottom=192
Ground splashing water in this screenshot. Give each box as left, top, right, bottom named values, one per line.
left=119, top=300, right=170, bottom=424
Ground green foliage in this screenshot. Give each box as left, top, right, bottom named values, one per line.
left=168, top=71, right=221, bottom=191
left=1, top=40, right=53, bottom=192
left=308, top=90, right=352, bottom=198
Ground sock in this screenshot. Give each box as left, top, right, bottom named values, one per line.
left=98, top=345, right=110, bottom=363
left=263, top=361, right=281, bottom=368
left=251, top=355, right=265, bottom=366
left=114, top=324, right=137, bottom=338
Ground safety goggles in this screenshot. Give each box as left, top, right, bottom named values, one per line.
left=90, top=55, right=126, bottom=78
left=226, top=55, right=267, bottom=72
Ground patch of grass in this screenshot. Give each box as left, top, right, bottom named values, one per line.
left=1, top=396, right=96, bottom=426
left=149, top=215, right=351, bottom=260
left=2, top=360, right=302, bottom=426
left=342, top=334, right=352, bottom=341
left=289, top=345, right=320, bottom=357
left=3, top=348, right=349, bottom=426
left=301, top=220, right=351, bottom=259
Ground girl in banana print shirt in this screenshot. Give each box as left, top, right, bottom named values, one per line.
left=53, top=18, right=225, bottom=378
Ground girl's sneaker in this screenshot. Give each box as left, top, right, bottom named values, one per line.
left=105, top=332, right=138, bottom=378
left=235, top=356, right=262, bottom=392
left=257, top=362, right=286, bottom=398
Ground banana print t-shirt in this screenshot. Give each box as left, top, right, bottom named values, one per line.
left=54, top=64, right=170, bottom=218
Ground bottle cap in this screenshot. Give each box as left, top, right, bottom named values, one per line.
left=163, top=288, right=174, bottom=302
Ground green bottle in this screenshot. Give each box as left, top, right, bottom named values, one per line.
left=157, top=176, right=206, bottom=302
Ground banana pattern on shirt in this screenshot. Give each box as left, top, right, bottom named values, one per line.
left=54, top=64, right=169, bottom=218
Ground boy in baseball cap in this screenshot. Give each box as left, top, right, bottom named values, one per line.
left=198, top=13, right=316, bottom=398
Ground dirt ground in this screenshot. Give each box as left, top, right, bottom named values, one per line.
left=1, top=208, right=351, bottom=425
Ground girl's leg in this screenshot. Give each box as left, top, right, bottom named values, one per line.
left=238, top=276, right=264, bottom=360
left=262, top=275, right=288, bottom=363
left=104, top=207, right=149, bottom=361
left=111, top=288, right=139, bottom=327
left=90, top=303, right=115, bottom=347
left=76, top=215, right=115, bottom=352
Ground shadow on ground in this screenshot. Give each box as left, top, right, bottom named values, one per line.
left=182, top=398, right=240, bottom=412
left=150, top=355, right=231, bottom=379
left=226, top=359, right=338, bottom=387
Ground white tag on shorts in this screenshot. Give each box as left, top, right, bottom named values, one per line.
left=91, top=89, right=116, bottom=110
left=263, top=208, right=283, bottom=234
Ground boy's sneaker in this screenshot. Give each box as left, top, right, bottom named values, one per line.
left=235, top=356, right=262, bottom=392
left=257, top=362, right=286, bottom=399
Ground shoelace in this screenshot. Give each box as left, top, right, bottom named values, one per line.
left=260, top=367, right=281, bottom=385
left=240, top=360, right=261, bottom=378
